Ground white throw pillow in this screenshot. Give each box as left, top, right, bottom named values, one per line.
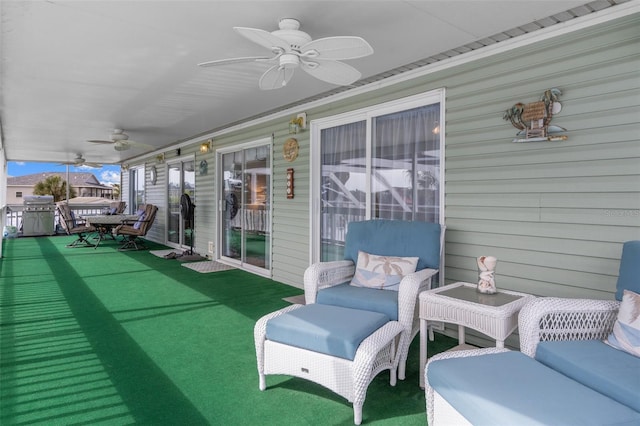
left=350, top=250, right=419, bottom=291
left=605, top=289, right=640, bottom=358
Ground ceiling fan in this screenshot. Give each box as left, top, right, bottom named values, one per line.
left=198, top=18, right=374, bottom=90
left=88, top=129, right=152, bottom=151
left=60, top=153, right=102, bottom=168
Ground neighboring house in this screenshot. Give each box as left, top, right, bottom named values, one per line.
left=7, top=172, right=114, bottom=204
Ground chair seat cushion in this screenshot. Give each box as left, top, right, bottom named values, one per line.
left=535, top=340, right=640, bottom=412
left=428, top=351, right=640, bottom=425
left=316, top=283, right=398, bottom=320
left=265, top=304, right=389, bottom=361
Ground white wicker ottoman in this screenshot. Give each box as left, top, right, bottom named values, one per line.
left=254, top=304, right=404, bottom=425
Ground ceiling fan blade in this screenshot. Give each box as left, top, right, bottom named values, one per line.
left=301, top=36, right=374, bottom=60
left=302, top=60, right=362, bottom=86
left=84, top=162, right=103, bottom=168
left=234, top=27, right=289, bottom=52
left=198, top=56, right=272, bottom=67
left=87, top=140, right=114, bottom=144
left=259, top=65, right=295, bottom=90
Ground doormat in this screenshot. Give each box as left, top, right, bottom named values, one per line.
left=181, top=261, right=236, bottom=273
left=282, top=295, right=306, bottom=305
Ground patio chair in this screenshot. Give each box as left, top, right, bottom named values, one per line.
left=519, top=239, right=640, bottom=357
left=104, top=201, right=126, bottom=215
left=424, top=240, right=640, bottom=425
left=56, top=202, right=97, bottom=248
left=114, top=204, right=158, bottom=251
left=304, top=219, right=444, bottom=381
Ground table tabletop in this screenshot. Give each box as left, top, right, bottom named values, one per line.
left=420, top=282, right=532, bottom=317
left=85, top=214, right=139, bottom=225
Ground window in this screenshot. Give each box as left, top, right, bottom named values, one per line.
left=311, top=90, right=444, bottom=262
left=16, top=192, right=22, bottom=198
left=129, top=167, right=145, bottom=213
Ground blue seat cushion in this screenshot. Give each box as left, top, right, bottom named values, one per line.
left=427, top=351, right=640, bottom=426
left=616, top=240, right=640, bottom=301
left=535, top=340, right=640, bottom=412
left=316, top=283, right=398, bottom=321
left=344, top=220, right=441, bottom=271
left=265, top=304, right=389, bottom=361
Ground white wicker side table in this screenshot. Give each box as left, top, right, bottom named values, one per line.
left=418, top=282, right=534, bottom=388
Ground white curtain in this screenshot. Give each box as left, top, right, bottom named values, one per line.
left=372, top=104, right=440, bottom=222
left=319, top=103, right=441, bottom=261
left=320, top=120, right=366, bottom=261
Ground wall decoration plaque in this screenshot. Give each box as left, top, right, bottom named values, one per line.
left=283, top=138, right=299, bottom=162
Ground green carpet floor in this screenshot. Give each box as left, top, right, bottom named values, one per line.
left=0, top=235, right=456, bottom=425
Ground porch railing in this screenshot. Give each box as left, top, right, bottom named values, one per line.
left=5, top=204, right=109, bottom=235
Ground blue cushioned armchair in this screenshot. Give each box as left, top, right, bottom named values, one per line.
left=304, top=219, right=444, bottom=380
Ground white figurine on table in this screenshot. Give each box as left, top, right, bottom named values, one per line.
left=477, top=256, right=497, bottom=294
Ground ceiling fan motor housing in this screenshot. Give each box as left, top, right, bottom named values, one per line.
left=272, top=18, right=311, bottom=50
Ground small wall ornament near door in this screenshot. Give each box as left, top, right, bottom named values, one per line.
left=286, top=168, right=294, bottom=199
left=199, top=160, right=208, bottom=176
left=283, top=137, right=299, bottom=162
left=503, top=88, right=567, bottom=143
left=150, top=166, right=157, bottom=185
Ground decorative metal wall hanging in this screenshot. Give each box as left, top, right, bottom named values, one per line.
left=503, top=88, right=567, bottom=143
left=286, top=168, right=294, bottom=199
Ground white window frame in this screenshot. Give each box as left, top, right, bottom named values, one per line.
left=310, top=88, right=445, bottom=264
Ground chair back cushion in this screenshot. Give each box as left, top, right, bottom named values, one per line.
left=616, top=240, right=640, bottom=301
left=344, top=220, right=441, bottom=271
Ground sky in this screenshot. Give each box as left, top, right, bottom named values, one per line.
left=8, top=161, right=121, bottom=186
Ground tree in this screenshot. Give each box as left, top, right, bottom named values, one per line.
left=33, top=176, right=76, bottom=202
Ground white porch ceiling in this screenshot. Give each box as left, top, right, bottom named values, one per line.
left=0, top=0, right=620, bottom=166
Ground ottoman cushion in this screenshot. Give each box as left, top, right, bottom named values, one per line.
left=427, top=351, right=640, bottom=425
left=266, top=304, right=389, bottom=361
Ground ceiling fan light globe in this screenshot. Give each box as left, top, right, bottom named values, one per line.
left=280, top=53, right=299, bottom=69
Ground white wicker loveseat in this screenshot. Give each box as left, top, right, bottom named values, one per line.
left=425, top=240, right=640, bottom=425
left=304, top=219, right=444, bottom=382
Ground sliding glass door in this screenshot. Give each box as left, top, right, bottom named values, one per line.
left=218, top=140, right=271, bottom=273
left=167, top=158, right=195, bottom=248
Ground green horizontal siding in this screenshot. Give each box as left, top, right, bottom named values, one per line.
left=123, top=13, right=639, bottom=299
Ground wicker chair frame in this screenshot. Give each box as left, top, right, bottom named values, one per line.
left=304, top=261, right=438, bottom=381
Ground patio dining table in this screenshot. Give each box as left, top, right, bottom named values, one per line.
left=84, top=214, right=139, bottom=245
